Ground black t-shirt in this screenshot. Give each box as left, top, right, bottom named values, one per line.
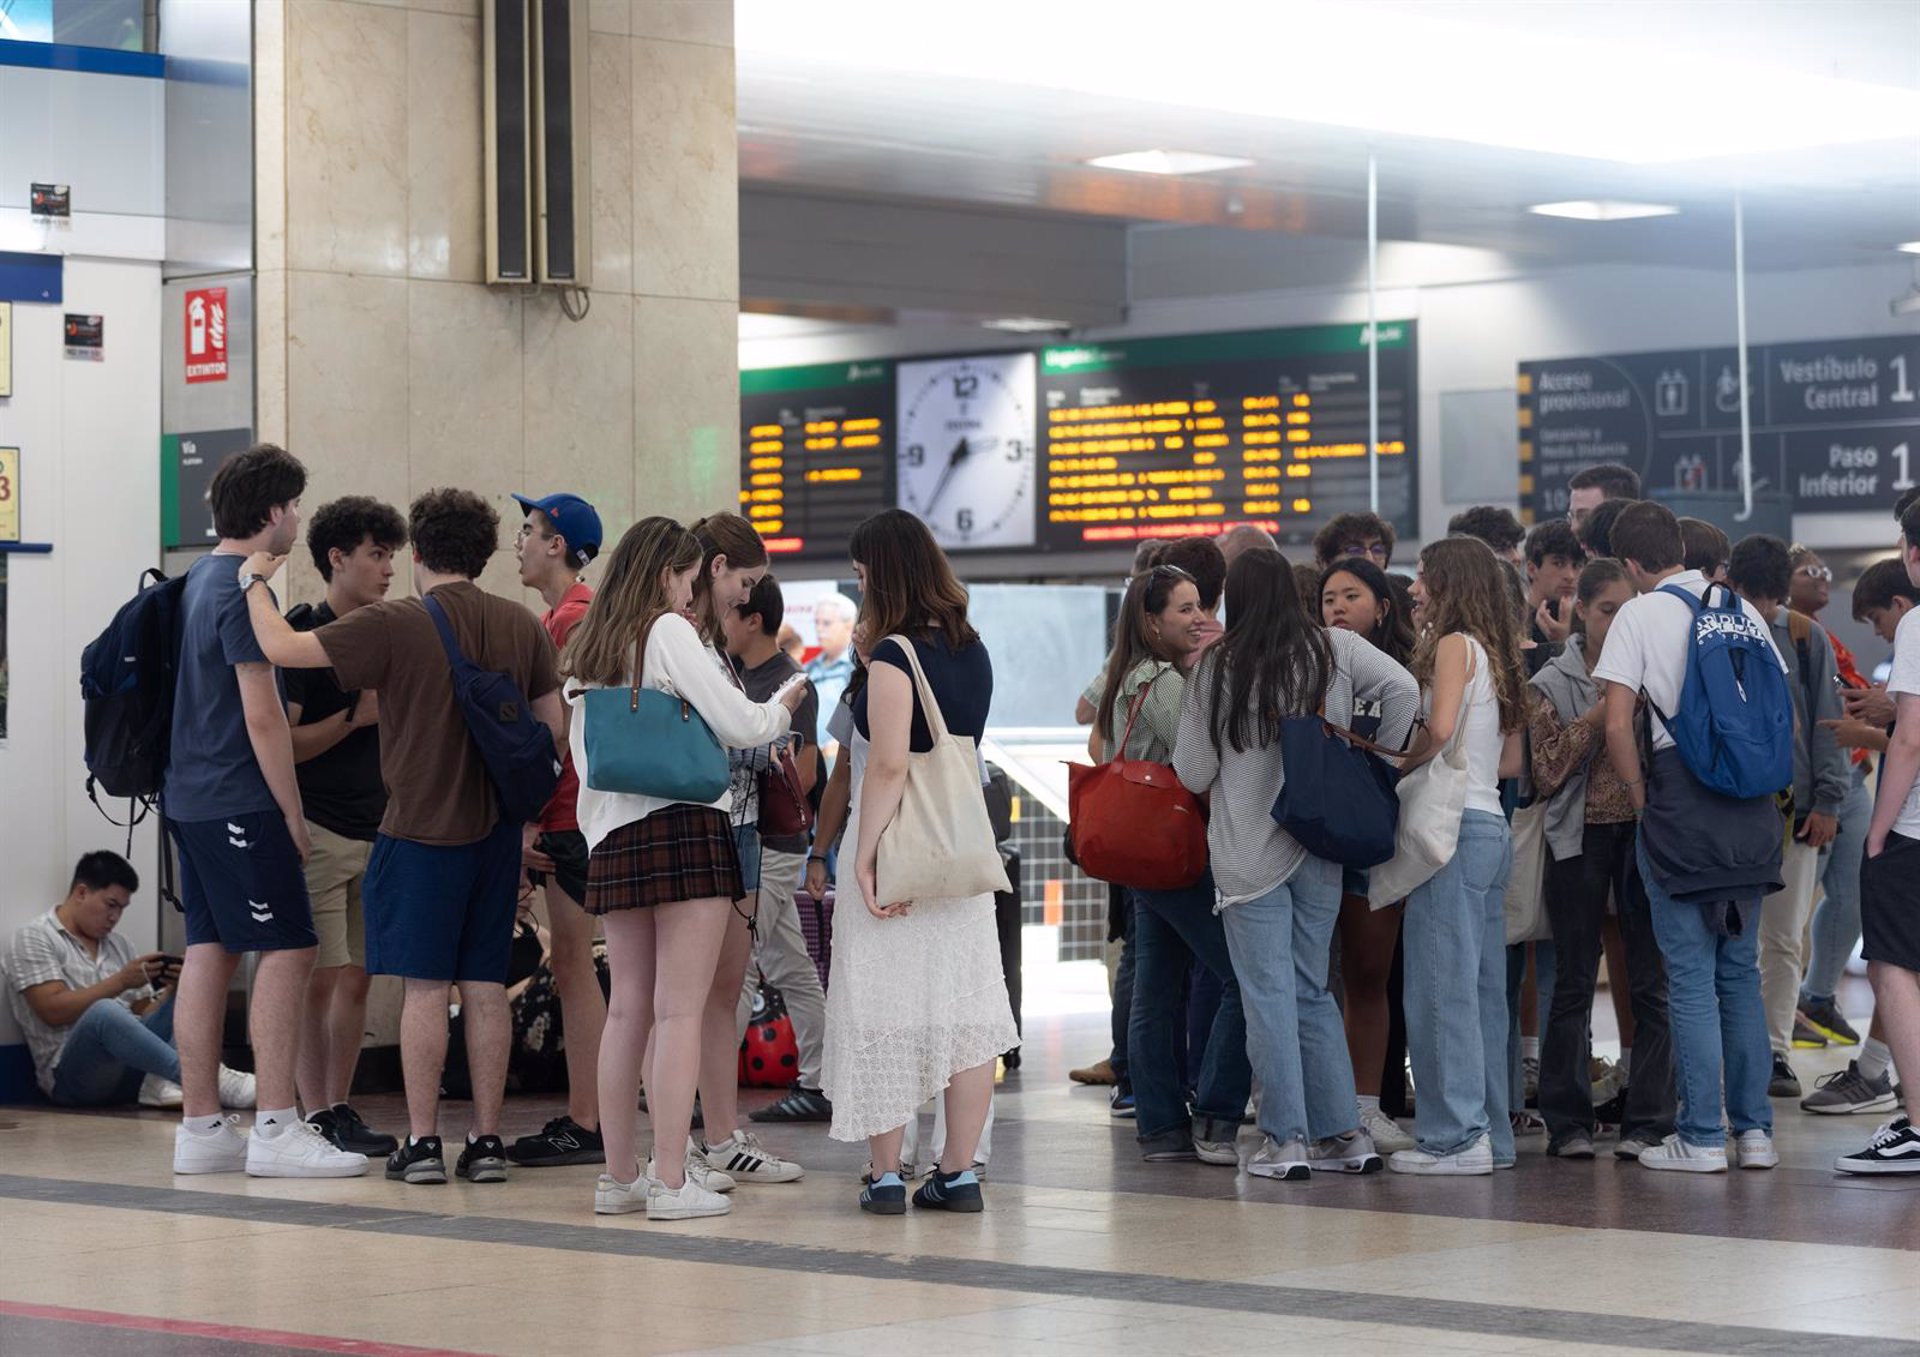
left=284, top=601, right=387, bottom=841
left=853, top=632, right=992, bottom=750
left=738, top=649, right=820, bottom=855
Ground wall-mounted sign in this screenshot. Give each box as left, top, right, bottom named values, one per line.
left=184, top=286, right=228, bottom=384
left=0, top=447, right=19, bottom=543
left=161, top=427, right=252, bottom=548
left=30, top=184, right=71, bottom=218
left=1518, top=333, right=1920, bottom=521
left=63, top=313, right=103, bottom=362
left=0, top=301, right=11, bottom=397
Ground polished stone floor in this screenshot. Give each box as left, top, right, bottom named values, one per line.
left=1, top=999, right=1915, bottom=1357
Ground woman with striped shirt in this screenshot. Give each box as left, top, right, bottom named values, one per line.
left=1174, top=551, right=1419, bottom=1180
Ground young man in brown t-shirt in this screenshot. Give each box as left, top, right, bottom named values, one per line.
left=242, top=488, right=564, bottom=1187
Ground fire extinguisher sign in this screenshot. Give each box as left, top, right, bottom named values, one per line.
left=184, top=287, right=229, bottom=383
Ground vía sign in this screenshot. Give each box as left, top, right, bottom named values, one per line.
left=185, top=287, right=228, bottom=384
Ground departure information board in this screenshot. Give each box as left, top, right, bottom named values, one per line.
left=740, top=360, right=894, bottom=560
left=1519, top=333, right=1920, bottom=522
left=1038, top=323, right=1416, bottom=551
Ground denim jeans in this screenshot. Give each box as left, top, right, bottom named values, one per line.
left=1801, top=767, right=1871, bottom=1006
left=1404, top=810, right=1514, bottom=1159
left=49, top=994, right=179, bottom=1106
left=1636, top=837, right=1773, bottom=1147
left=1540, top=821, right=1676, bottom=1143
left=1128, top=875, right=1250, bottom=1148
left=1110, top=891, right=1136, bottom=1087
left=1220, top=854, right=1355, bottom=1145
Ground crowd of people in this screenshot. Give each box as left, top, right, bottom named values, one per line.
left=1071, top=464, right=1916, bottom=1178
left=9, top=450, right=1918, bottom=1224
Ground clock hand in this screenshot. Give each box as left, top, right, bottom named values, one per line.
left=923, top=436, right=971, bottom=518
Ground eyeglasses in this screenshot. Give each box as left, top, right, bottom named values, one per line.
left=515, top=523, right=550, bottom=543
left=1795, top=565, right=1833, bottom=582
left=1338, top=542, right=1391, bottom=563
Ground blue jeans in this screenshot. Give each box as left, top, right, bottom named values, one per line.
left=49, top=994, right=179, bottom=1106
left=1110, top=890, right=1135, bottom=1087
left=1128, top=875, right=1250, bottom=1148
left=1404, top=810, right=1514, bottom=1159
left=1220, top=854, right=1355, bottom=1145
left=1801, top=766, right=1870, bottom=1006
left=1636, top=837, right=1773, bottom=1147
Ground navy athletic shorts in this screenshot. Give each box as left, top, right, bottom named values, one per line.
left=363, top=817, right=522, bottom=983
left=171, top=811, right=317, bottom=953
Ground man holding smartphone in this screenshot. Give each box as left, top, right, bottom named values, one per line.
left=4, top=852, right=255, bottom=1109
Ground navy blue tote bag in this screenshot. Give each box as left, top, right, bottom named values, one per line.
left=1270, top=716, right=1400, bottom=869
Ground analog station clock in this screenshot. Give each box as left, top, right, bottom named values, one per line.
left=895, top=352, right=1038, bottom=549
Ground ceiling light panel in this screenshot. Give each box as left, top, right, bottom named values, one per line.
left=737, top=0, right=1920, bottom=165
left=1530, top=201, right=1680, bottom=221
left=1086, top=150, right=1255, bottom=176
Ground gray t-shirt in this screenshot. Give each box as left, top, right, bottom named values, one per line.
left=164, top=552, right=279, bottom=823
left=5, top=910, right=149, bottom=1095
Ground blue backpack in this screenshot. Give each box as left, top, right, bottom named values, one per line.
left=80, top=567, right=188, bottom=810
left=424, top=595, right=560, bottom=825
left=1650, top=583, right=1794, bottom=800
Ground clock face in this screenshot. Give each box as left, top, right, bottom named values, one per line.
left=895, top=352, right=1038, bottom=549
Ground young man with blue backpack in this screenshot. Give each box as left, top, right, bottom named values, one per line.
left=1592, top=502, right=1788, bottom=1174
left=240, top=487, right=565, bottom=1186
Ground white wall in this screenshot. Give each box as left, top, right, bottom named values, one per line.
left=0, top=259, right=163, bottom=1048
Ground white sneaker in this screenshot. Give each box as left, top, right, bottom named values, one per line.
left=173, top=1116, right=247, bottom=1174
left=703, top=1131, right=804, bottom=1183
left=1358, top=1103, right=1414, bottom=1153
left=651, top=1144, right=735, bottom=1195
left=1638, top=1134, right=1728, bottom=1174
left=218, top=1065, right=257, bottom=1109
left=246, top=1117, right=370, bottom=1178
left=594, top=1172, right=654, bottom=1215
left=1389, top=1133, right=1494, bottom=1176
left=1308, top=1129, right=1384, bottom=1174
left=1194, top=1136, right=1240, bottom=1167
left=1733, top=1129, right=1779, bottom=1170
left=1246, top=1135, right=1311, bottom=1181
left=648, top=1174, right=731, bottom=1220
left=139, top=1074, right=184, bottom=1109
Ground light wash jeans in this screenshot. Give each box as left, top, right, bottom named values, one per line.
left=1636, top=837, right=1773, bottom=1147
left=49, top=994, right=179, bottom=1106
left=1404, top=810, right=1514, bottom=1160
left=1219, top=854, right=1355, bottom=1145
left=1801, top=767, right=1870, bottom=1007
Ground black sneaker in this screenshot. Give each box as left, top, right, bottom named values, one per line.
left=749, top=1087, right=833, bottom=1124
left=327, top=1103, right=399, bottom=1156
left=1769, top=1052, right=1803, bottom=1100
left=1801, top=998, right=1862, bottom=1047
left=912, top=1167, right=984, bottom=1212
left=386, top=1135, right=447, bottom=1185
left=456, top=1134, right=510, bottom=1183
left=1592, top=1089, right=1629, bottom=1129
left=860, top=1171, right=906, bottom=1215
left=506, top=1116, right=606, bottom=1166
left=1835, top=1116, right=1920, bottom=1175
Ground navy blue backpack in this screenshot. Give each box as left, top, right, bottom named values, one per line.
left=1650, top=582, right=1794, bottom=800
left=80, top=567, right=188, bottom=811
left=424, top=595, right=560, bottom=825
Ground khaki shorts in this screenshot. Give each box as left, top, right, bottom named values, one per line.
left=306, top=821, right=373, bottom=970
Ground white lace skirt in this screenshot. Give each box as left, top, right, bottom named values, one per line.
left=820, top=809, right=1020, bottom=1142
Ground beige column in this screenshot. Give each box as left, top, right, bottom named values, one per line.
left=255, top=0, right=740, bottom=607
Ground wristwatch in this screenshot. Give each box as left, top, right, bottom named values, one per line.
left=237, top=571, right=269, bottom=594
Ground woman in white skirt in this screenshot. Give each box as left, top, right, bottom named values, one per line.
left=822, top=509, right=1018, bottom=1215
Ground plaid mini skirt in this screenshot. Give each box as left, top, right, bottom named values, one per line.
left=585, top=805, right=745, bottom=914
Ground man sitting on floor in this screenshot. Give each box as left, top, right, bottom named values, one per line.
left=5, top=852, right=254, bottom=1110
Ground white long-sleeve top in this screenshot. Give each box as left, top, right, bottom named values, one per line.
left=567, top=611, right=792, bottom=852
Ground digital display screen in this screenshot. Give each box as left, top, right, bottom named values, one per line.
left=1519, top=333, right=1920, bottom=521
left=739, top=360, right=894, bottom=560
left=1038, top=323, right=1417, bottom=550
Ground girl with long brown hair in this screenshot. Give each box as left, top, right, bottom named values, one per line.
left=561, top=516, right=806, bottom=1221
left=1390, top=535, right=1529, bottom=1177
left=820, top=510, right=1017, bottom=1215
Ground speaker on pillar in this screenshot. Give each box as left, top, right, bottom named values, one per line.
left=532, top=0, right=592, bottom=286
left=483, top=0, right=533, bottom=284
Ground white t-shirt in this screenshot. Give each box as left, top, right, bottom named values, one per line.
left=1590, top=570, right=1786, bottom=753
left=1423, top=635, right=1505, bottom=816
left=1884, top=607, right=1920, bottom=838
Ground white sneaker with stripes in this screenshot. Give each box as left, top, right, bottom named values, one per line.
left=701, top=1131, right=805, bottom=1183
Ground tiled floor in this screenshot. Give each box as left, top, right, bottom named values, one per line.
left=1, top=1004, right=1914, bottom=1357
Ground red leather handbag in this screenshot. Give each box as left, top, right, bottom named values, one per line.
left=1066, top=676, right=1208, bottom=891
left=758, top=744, right=814, bottom=838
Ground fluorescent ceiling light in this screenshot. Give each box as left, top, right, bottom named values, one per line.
left=1899, top=241, right=1920, bottom=255
left=1530, top=200, right=1679, bottom=222
left=982, top=316, right=1073, bottom=333
left=737, top=0, right=1920, bottom=164
left=1086, top=150, right=1254, bottom=176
